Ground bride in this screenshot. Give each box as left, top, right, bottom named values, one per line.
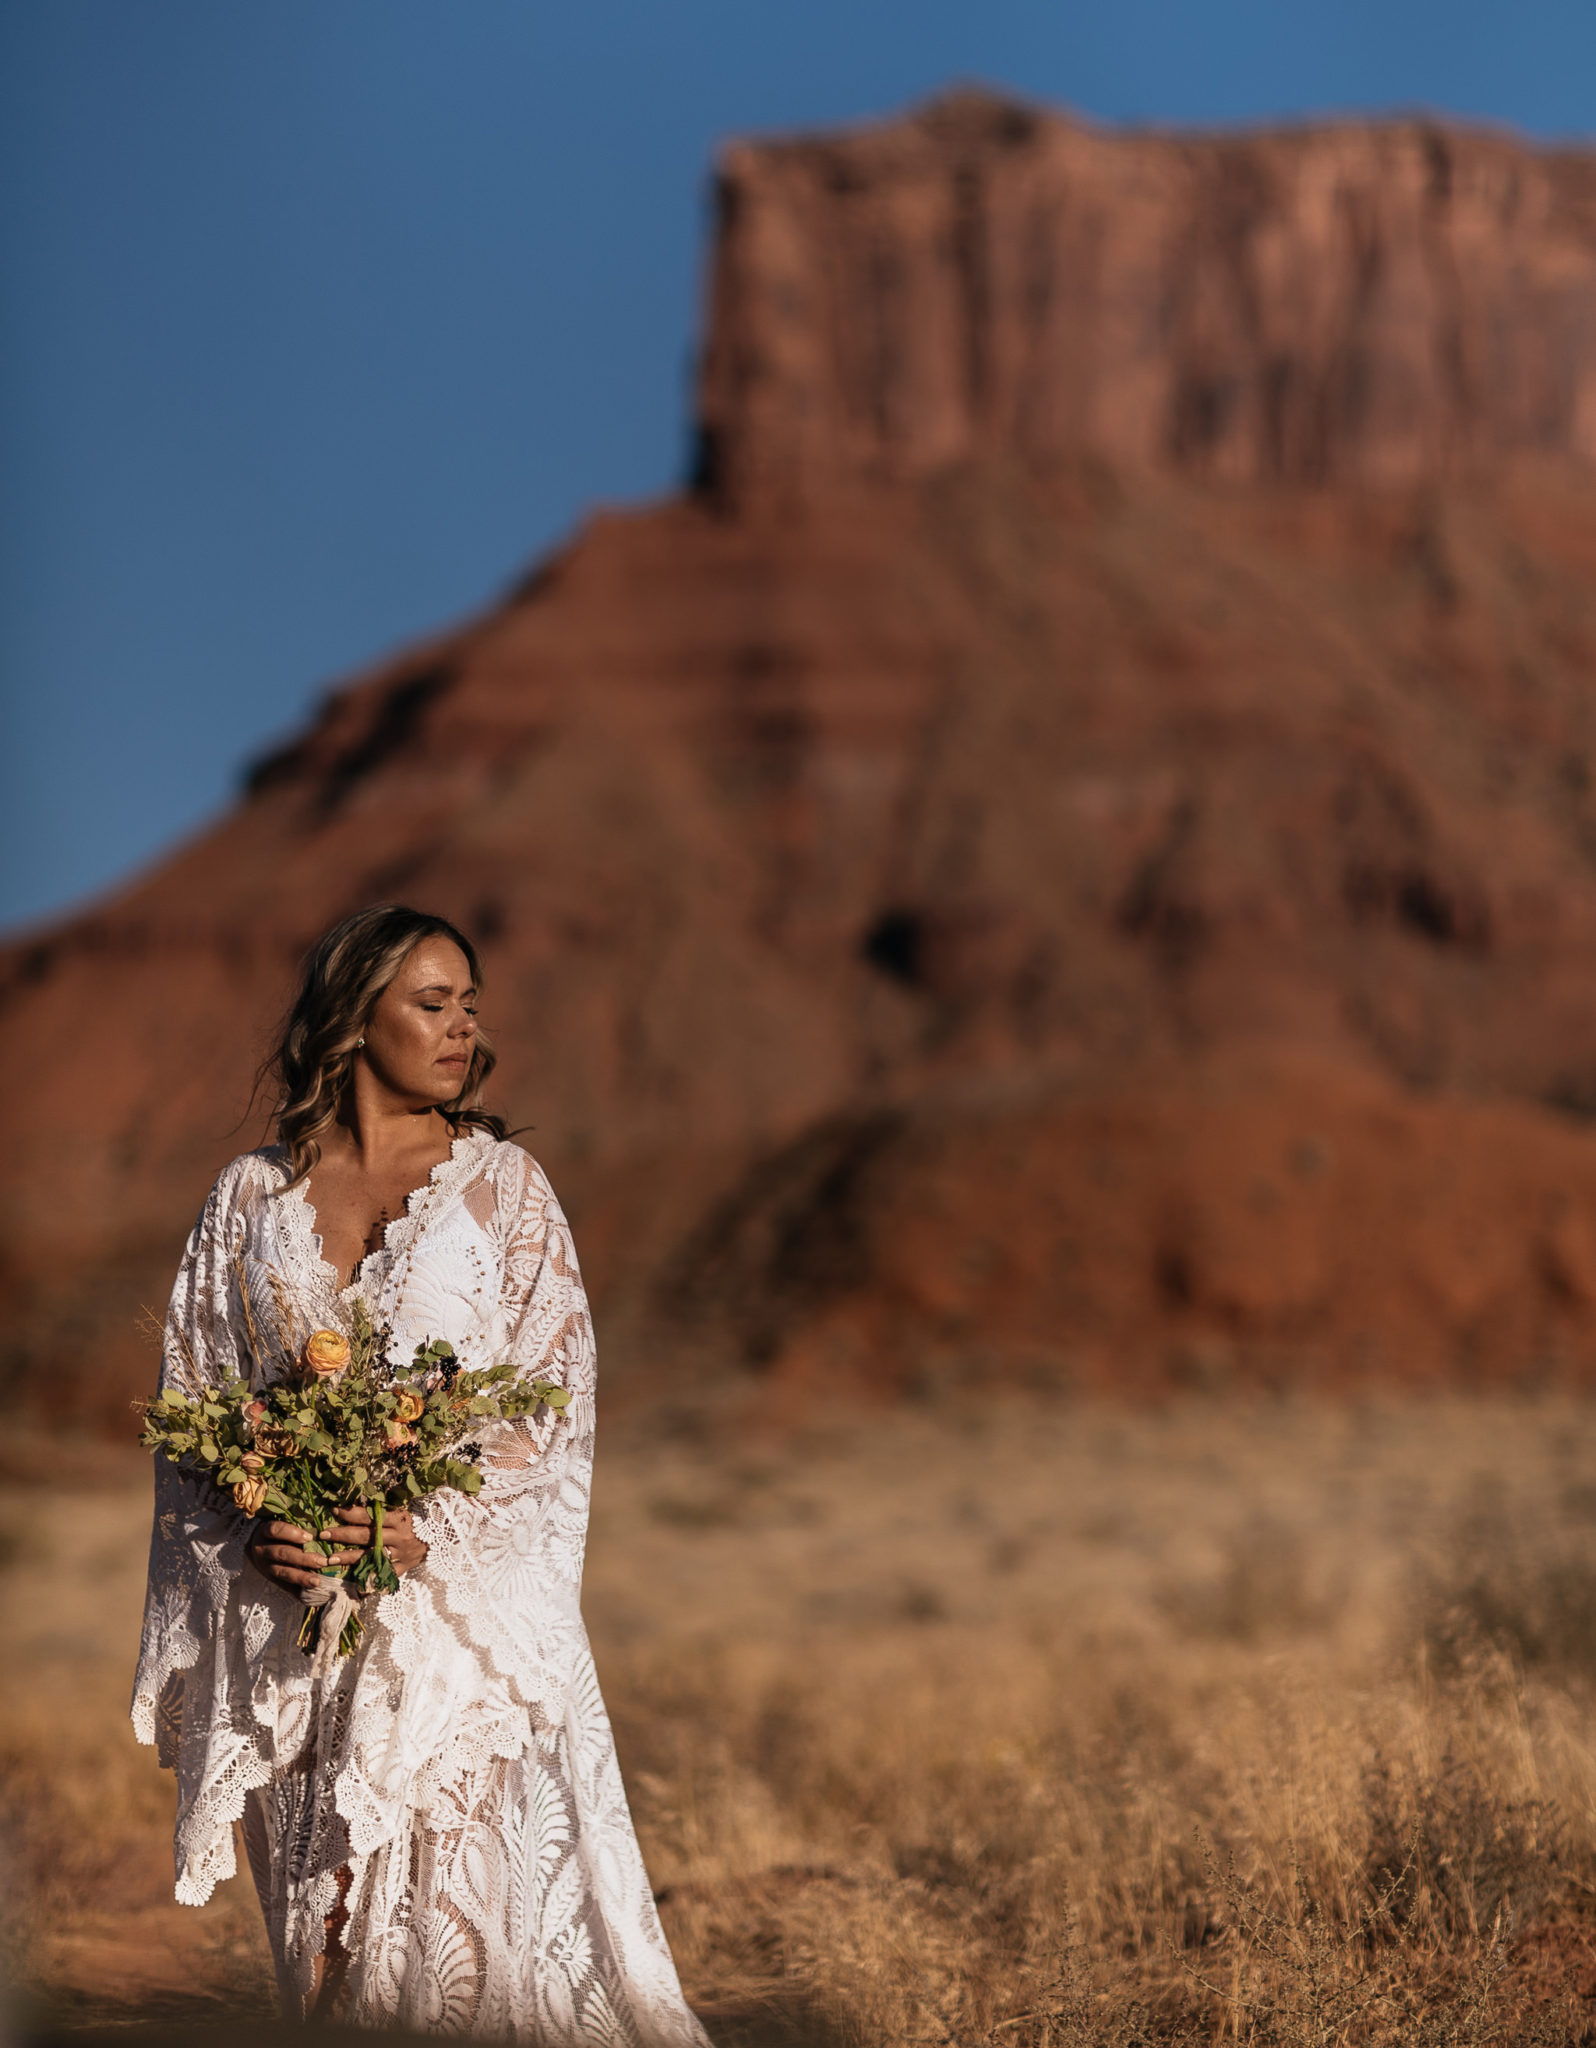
left=132, top=904, right=712, bottom=2044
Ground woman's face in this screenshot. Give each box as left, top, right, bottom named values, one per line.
left=360, top=938, right=478, bottom=1106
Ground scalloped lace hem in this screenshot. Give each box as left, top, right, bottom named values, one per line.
left=173, top=1746, right=275, bottom=1904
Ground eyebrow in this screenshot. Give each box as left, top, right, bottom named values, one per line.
left=415, top=982, right=477, bottom=997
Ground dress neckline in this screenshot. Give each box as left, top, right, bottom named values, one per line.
left=284, top=1127, right=491, bottom=1302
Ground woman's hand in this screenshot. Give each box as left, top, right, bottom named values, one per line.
left=244, top=1518, right=362, bottom=1592
left=321, top=1503, right=429, bottom=1577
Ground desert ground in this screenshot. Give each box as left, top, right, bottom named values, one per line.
left=7, top=1391, right=1596, bottom=2045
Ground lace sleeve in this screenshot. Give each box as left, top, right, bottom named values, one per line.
left=129, top=1157, right=280, bottom=1905
left=407, top=1148, right=597, bottom=1719
left=131, top=1162, right=253, bottom=1751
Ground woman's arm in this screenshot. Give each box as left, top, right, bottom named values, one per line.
left=133, top=1159, right=259, bottom=1745
left=403, top=1149, right=597, bottom=1710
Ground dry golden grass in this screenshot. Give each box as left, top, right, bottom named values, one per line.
left=7, top=1394, right=1596, bottom=2043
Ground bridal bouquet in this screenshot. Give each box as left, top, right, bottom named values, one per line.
left=140, top=1293, right=569, bottom=1656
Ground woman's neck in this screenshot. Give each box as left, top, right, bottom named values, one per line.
left=326, top=1092, right=449, bottom=1173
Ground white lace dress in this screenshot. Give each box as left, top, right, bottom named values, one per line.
left=131, top=1130, right=711, bottom=2045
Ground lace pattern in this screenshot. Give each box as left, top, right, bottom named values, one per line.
left=131, top=1134, right=709, bottom=2044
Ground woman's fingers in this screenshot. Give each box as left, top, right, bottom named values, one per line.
left=245, top=1511, right=381, bottom=1591
left=259, top=1523, right=359, bottom=1563
left=248, top=1526, right=361, bottom=1576
left=251, top=1539, right=325, bottom=1567
left=257, top=1551, right=347, bottom=1584
left=248, top=1505, right=426, bottom=1588
left=323, top=1518, right=371, bottom=1548
left=245, top=1546, right=329, bottom=1589
left=380, top=1509, right=426, bottom=1576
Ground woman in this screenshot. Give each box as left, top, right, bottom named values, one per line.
left=132, top=904, right=711, bottom=2045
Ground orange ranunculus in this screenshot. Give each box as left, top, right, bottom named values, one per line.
left=232, top=1474, right=269, bottom=1515
left=302, top=1328, right=351, bottom=1378
left=395, top=1389, right=425, bottom=1423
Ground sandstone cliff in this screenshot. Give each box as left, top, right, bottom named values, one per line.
left=12, top=93, right=1596, bottom=1419
left=699, top=91, right=1596, bottom=501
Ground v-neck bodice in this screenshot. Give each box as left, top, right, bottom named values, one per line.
left=290, top=1131, right=483, bottom=1298
left=228, top=1127, right=505, bottom=1380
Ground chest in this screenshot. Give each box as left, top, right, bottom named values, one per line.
left=237, top=1145, right=510, bottom=1383
left=304, top=1151, right=455, bottom=1287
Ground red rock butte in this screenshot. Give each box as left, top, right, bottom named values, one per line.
left=13, top=88, right=1596, bottom=1422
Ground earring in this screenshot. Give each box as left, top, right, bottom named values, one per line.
left=356, top=1036, right=365, bottom=1049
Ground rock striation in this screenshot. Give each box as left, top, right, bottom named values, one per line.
left=13, top=92, right=1596, bottom=1420
left=698, top=91, right=1596, bottom=502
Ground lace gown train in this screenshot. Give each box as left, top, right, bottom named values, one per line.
left=131, top=1132, right=710, bottom=2045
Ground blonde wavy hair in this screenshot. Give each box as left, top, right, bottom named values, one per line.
left=263, top=904, right=506, bottom=1188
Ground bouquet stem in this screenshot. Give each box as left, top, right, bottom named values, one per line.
left=295, top=1502, right=390, bottom=1660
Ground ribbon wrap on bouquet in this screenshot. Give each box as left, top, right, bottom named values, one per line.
left=300, top=1575, right=363, bottom=1680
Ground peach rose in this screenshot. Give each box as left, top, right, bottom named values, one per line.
left=255, top=1427, right=296, bottom=1457
left=301, top=1328, right=351, bottom=1378
left=394, top=1389, right=425, bottom=1423
left=245, top=1399, right=267, bottom=1426
left=240, top=1450, right=266, bottom=1473
left=232, top=1474, right=269, bottom=1515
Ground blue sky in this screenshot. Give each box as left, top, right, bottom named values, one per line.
left=3, top=0, right=1595, bottom=933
